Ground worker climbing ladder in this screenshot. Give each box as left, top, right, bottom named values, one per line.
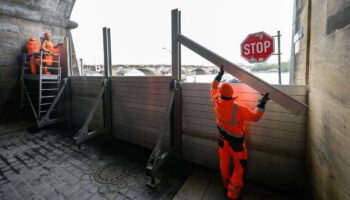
left=20, top=51, right=68, bottom=128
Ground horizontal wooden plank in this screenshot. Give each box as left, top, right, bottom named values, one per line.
left=114, top=96, right=169, bottom=107
left=182, top=101, right=306, bottom=115
left=182, top=130, right=304, bottom=159
left=246, top=126, right=305, bottom=143
left=113, top=122, right=170, bottom=149
left=111, top=76, right=171, bottom=82
left=113, top=106, right=164, bottom=119
left=111, top=81, right=170, bottom=89
left=113, top=116, right=166, bottom=130
left=182, top=91, right=307, bottom=104
left=112, top=92, right=169, bottom=101
left=183, top=109, right=306, bottom=124
left=112, top=87, right=171, bottom=95
left=182, top=116, right=306, bottom=134
left=247, top=119, right=306, bottom=133
left=115, top=101, right=167, bottom=112
left=182, top=135, right=304, bottom=172
left=114, top=120, right=163, bottom=135
left=182, top=83, right=308, bottom=95
left=71, top=76, right=104, bottom=82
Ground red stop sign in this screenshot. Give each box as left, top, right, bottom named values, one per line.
left=241, top=32, right=275, bottom=63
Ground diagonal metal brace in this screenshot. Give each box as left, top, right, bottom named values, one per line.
left=38, top=78, right=68, bottom=128
left=145, top=80, right=177, bottom=188
left=73, top=78, right=107, bottom=145
left=21, top=78, right=39, bottom=122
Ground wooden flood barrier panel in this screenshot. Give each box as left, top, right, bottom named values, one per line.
left=111, top=76, right=172, bottom=149
left=70, top=76, right=307, bottom=191
left=182, top=83, right=308, bottom=192
left=70, top=76, right=104, bottom=130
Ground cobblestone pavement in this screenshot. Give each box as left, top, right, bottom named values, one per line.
left=0, top=122, right=191, bottom=200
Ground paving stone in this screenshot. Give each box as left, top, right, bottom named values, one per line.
left=63, top=184, right=81, bottom=196
left=54, top=183, right=71, bottom=194
left=98, top=186, right=108, bottom=194
left=67, top=189, right=91, bottom=200
left=2, top=189, right=21, bottom=200
left=125, top=189, right=138, bottom=199
left=15, top=182, right=36, bottom=199
left=50, top=196, right=65, bottom=200
left=113, top=195, right=129, bottom=200
left=43, top=189, right=60, bottom=200
left=90, top=193, right=108, bottom=200
left=29, top=194, right=45, bottom=200
left=104, top=192, right=120, bottom=200
left=88, top=185, right=99, bottom=193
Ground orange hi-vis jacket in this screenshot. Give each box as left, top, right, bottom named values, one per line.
left=211, top=80, right=264, bottom=137
left=42, top=40, right=58, bottom=54
left=26, top=40, right=41, bottom=54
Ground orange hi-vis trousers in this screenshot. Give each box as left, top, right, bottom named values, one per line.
left=217, top=135, right=248, bottom=199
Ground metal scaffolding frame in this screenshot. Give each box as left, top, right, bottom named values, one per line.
left=20, top=42, right=69, bottom=128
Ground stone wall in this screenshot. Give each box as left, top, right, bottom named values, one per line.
left=290, top=0, right=310, bottom=85
left=0, top=0, right=77, bottom=114
left=293, top=0, right=350, bottom=199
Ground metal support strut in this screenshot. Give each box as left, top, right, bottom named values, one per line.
left=73, top=78, right=107, bottom=145
left=145, top=80, right=177, bottom=188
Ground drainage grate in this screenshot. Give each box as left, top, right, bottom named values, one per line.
left=93, top=162, right=128, bottom=184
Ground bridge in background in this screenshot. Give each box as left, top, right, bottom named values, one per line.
left=83, top=64, right=247, bottom=76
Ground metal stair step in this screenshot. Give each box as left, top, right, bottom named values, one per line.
left=40, top=103, right=53, bottom=106
left=40, top=109, right=57, bottom=113
left=41, top=95, right=56, bottom=98
left=42, top=81, right=59, bottom=83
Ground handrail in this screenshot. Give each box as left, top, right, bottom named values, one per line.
left=177, top=33, right=307, bottom=115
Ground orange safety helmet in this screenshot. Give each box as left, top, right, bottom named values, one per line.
left=219, top=82, right=234, bottom=97
left=44, top=32, right=51, bottom=38
left=29, top=36, right=36, bottom=41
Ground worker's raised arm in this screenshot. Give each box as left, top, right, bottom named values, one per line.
left=210, top=65, right=224, bottom=103
left=240, top=93, right=270, bottom=122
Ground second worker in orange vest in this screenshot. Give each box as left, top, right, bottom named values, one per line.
left=26, top=37, right=41, bottom=75
left=210, top=65, right=270, bottom=200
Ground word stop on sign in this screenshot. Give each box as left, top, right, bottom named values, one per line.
left=243, top=41, right=271, bottom=54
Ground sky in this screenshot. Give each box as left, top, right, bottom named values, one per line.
left=71, top=0, right=294, bottom=66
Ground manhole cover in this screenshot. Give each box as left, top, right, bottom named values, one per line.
left=93, top=162, right=128, bottom=184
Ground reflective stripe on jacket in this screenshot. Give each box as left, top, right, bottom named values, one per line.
left=211, top=80, right=264, bottom=137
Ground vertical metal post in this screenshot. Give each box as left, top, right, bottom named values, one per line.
left=171, top=9, right=182, bottom=159
left=65, top=37, right=73, bottom=126
left=107, top=28, right=112, bottom=76
left=102, top=27, right=113, bottom=141
left=66, top=37, right=73, bottom=77
left=277, top=31, right=282, bottom=84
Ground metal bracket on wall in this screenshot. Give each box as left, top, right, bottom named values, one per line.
left=38, top=78, right=69, bottom=128
left=73, top=78, right=107, bottom=145
left=145, top=80, right=177, bottom=188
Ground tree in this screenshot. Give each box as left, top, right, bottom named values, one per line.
left=250, top=60, right=290, bottom=72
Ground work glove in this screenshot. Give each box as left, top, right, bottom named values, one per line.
left=214, top=65, right=224, bottom=82
left=257, top=93, right=270, bottom=109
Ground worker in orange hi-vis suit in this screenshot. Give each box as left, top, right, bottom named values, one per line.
left=26, top=37, right=41, bottom=75
left=41, top=32, right=61, bottom=75
left=210, top=65, right=270, bottom=200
